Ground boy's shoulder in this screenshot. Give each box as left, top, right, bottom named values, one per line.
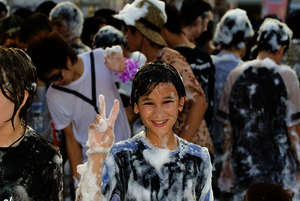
left=178, top=137, right=211, bottom=161
left=109, top=132, right=145, bottom=155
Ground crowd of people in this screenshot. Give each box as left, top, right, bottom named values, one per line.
left=1, top=0, right=300, bottom=201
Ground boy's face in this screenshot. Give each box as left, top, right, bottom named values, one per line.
left=134, top=82, right=184, bottom=138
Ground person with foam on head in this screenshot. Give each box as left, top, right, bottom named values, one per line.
left=217, top=18, right=300, bottom=200
left=76, top=61, right=213, bottom=201
left=49, top=1, right=91, bottom=54
left=210, top=7, right=254, bottom=169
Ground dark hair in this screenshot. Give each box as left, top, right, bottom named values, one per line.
left=286, top=9, right=300, bottom=39
left=81, top=16, right=105, bottom=48
left=93, top=25, right=127, bottom=49
left=180, top=0, right=212, bottom=26
left=26, top=32, right=77, bottom=83
left=245, top=183, right=292, bottom=201
left=19, top=13, right=52, bottom=44
left=131, top=61, right=186, bottom=107
left=164, top=4, right=182, bottom=34
left=0, top=2, right=7, bottom=16
left=13, top=7, right=33, bottom=19
left=0, top=47, right=37, bottom=128
left=36, top=1, right=57, bottom=17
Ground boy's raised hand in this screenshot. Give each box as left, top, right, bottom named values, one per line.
left=87, top=94, right=119, bottom=154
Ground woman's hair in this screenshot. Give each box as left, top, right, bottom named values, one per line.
left=0, top=47, right=37, bottom=128
left=131, top=61, right=185, bottom=107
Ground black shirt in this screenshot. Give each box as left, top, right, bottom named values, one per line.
left=0, top=127, right=63, bottom=201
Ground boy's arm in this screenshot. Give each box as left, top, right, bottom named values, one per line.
left=76, top=95, right=119, bottom=201
left=63, top=123, right=82, bottom=180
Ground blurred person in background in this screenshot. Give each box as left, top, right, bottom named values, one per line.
left=218, top=18, right=300, bottom=201
left=49, top=1, right=90, bottom=54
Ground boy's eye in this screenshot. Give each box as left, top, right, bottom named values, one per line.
left=143, top=102, right=153, bottom=105
left=163, top=100, right=174, bottom=104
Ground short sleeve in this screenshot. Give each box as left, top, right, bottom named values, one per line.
left=279, top=68, right=300, bottom=126
left=46, top=88, right=73, bottom=130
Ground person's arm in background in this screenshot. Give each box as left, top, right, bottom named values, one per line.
left=288, top=124, right=300, bottom=181
left=63, top=123, right=82, bottom=182
left=218, top=122, right=234, bottom=191
left=216, top=69, right=236, bottom=192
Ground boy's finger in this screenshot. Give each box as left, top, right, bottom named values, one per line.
left=98, top=94, right=106, bottom=117
left=108, top=99, right=119, bottom=127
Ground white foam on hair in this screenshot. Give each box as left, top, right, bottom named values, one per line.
left=257, top=18, right=293, bottom=52
left=49, top=1, right=84, bottom=39
left=98, top=25, right=124, bottom=37
left=214, top=8, right=254, bottom=48
left=115, top=0, right=167, bottom=26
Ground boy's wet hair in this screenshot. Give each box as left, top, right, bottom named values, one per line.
left=0, top=47, right=37, bottom=128
left=131, top=61, right=185, bottom=106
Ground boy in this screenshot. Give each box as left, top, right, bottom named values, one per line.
left=76, top=61, right=213, bottom=201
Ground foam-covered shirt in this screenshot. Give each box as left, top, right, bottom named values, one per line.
left=0, top=127, right=63, bottom=201
left=218, top=58, right=300, bottom=191
left=101, top=132, right=214, bottom=201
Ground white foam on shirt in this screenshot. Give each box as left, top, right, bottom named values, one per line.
left=143, top=148, right=171, bottom=172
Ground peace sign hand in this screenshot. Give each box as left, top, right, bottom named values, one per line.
left=86, top=94, right=120, bottom=155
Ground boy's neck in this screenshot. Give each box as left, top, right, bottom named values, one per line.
left=146, top=131, right=178, bottom=151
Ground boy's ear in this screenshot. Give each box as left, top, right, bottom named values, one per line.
left=178, top=97, right=185, bottom=112
left=133, top=103, right=139, bottom=114
left=66, top=57, right=73, bottom=70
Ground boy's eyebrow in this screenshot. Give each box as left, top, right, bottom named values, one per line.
left=140, top=97, right=152, bottom=102
left=140, top=95, right=176, bottom=102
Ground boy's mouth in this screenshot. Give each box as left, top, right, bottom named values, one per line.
left=151, top=120, right=168, bottom=127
